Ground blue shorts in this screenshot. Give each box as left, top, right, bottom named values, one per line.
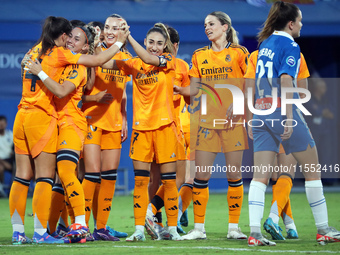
left=253, top=108, right=315, bottom=154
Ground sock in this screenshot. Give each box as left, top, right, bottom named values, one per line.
left=155, top=210, right=163, bottom=227
left=281, top=194, right=296, bottom=231
left=177, top=183, right=193, bottom=220
left=133, top=170, right=150, bottom=226
left=227, top=179, right=243, bottom=226
left=269, top=174, right=293, bottom=224
left=82, top=172, right=100, bottom=227
left=65, top=194, right=75, bottom=224
left=33, top=178, right=54, bottom=235
left=96, top=170, right=117, bottom=229
left=193, top=178, right=209, bottom=224
left=150, top=185, right=164, bottom=215
left=161, top=172, right=178, bottom=227
left=59, top=205, right=69, bottom=228
left=75, top=214, right=86, bottom=226
left=57, top=150, right=85, bottom=218
left=93, top=182, right=101, bottom=229
left=9, top=177, right=30, bottom=233
left=305, top=180, right=328, bottom=231
left=48, top=183, right=65, bottom=234
left=248, top=180, right=267, bottom=233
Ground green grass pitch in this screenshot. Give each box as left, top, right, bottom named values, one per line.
left=0, top=192, right=339, bottom=254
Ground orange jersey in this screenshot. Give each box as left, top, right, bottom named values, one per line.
left=54, top=64, right=87, bottom=131
left=19, top=43, right=56, bottom=117
left=116, top=53, right=176, bottom=131
left=20, top=45, right=81, bottom=117
left=179, top=97, right=190, bottom=133
left=244, top=50, right=309, bottom=79
left=189, top=43, right=249, bottom=129
left=173, top=58, right=190, bottom=129
left=83, top=47, right=132, bottom=131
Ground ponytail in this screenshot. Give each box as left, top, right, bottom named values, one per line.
left=147, top=23, right=176, bottom=55
left=36, top=16, right=72, bottom=58
left=208, top=11, right=239, bottom=45
left=257, top=1, right=299, bottom=44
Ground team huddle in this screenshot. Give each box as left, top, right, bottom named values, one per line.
left=9, top=0, right=340, bottom=247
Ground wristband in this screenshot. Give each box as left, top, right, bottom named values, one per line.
left=37, top=71, right=49, bottom=82
left=114, top=41, right=124, bottom=49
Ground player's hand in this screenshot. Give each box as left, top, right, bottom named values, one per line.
left=95, top=90, right=113, bottom=104
left=117, top=19, right=130, bottom=44
left=21, top=50, right=32, bottom=67
left=93, top=26, right=102, bottom=46
left=281, top=125, right=293, bottom=141
left=25, top=59, right=42, bottom=75
left=173, top=85, right=182, bottom=95
left=121, top=117, right=128, bottom=143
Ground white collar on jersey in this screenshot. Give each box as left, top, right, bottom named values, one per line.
left=273, top=30, right=294, bottom=42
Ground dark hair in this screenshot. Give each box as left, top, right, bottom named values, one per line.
left=257, top=1, right=300, bottom=43
left=88, top=21, right=104, bottom=31
left=166, top=25, right=180, bottom=45
left=35, top=16, right=72, bottom=58
left=0, top=115, right=7, bottom=122
left=108, top=13, right=124, bottom=19
left=208, top=11, right=239, bottom=45
left=70, top=19, right=86, bottom=28
left=146, top=23, right=175, bottom=55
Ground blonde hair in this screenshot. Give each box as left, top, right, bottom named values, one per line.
left=146, top=23, right=176, bottom=55
left=208, top=11, right=239, bottom=45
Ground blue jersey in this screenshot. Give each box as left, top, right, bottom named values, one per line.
left=252, top=31, right=314, bottom=154
left=255, top=31, right=301, bottom=100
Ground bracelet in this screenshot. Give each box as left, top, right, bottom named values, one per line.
left=37, top=70, right=49, bottom=82
left=114, top=41, right=124, bottom=49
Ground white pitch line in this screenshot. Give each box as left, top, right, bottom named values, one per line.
left=0, top=244, right=339, bottom=253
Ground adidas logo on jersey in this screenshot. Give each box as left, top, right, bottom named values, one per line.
left=170, top=153, right=176, bottom=158
left=60, top=140, right=67, bottom=145
left=235, top=141, right=242, bottom=147
left=202, top=59, right=208, bottom=64
left=140, top=67, right=144, bottom=70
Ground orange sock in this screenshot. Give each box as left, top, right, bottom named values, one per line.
left=59, top=203, right=69, bottom=228
left=133, top=170, right=150, bottom=226
left=270, top=174, right=293, bottom=223
left=161, top=172, right=178, bottom=227
left=9, top=177, right=30, bottom=231
left=193, top=178, right=209, bottom=224
left=65, top=195, right=75, bottom=224
left=33, top=178, right=53, bottom=231
left=179, top=183, right=193, bottom=213
left=48, top=184, right=65, bottom=233
left=82, top=172, right=100, bottom=227
left=57, top=150, right=85, bottom=217
left=227, top=179, right=244, bottom=224
left=96, top=170, right=117, bottom=229
left=92, top=182, right=100, bottom=228
left=282, top=197, right=294, bottom=221
left=151, top=185, right=164, bottom=215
